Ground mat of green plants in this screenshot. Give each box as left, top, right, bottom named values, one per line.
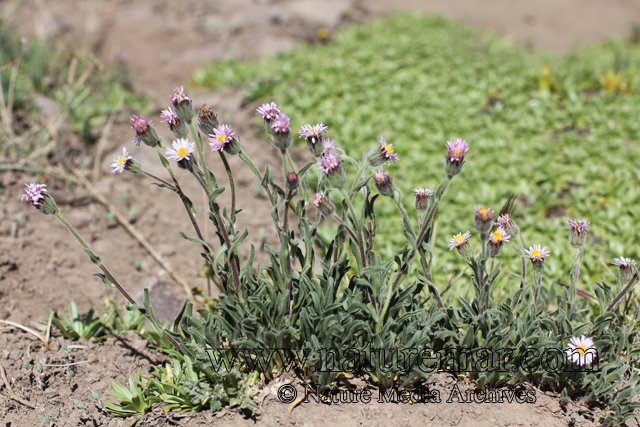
left=194, top=12, right=640, bottom=305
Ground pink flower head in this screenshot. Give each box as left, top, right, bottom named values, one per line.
left=372, top=167, right=395, bottom=197
left=208, top=124, right=235, bottom=151
left=130, top=114, right=158, bottom=147
left=322, top=139, right=338, bottom=156
left=473, top=205, right=495, bottom=233
left=111, top=147, right=132, bottom=173
left=170, top=86, right=189, bottom=104
left=166, top=139, right=196, bottom=162
left=271, top=113, right=291, bottom=134
left=313, top=193, right=335, bottom=216
left=318, top=152, right=341, bottom=174
left=613, top=257, right=636, bottom=283
left=160, top=107, right=178, bottom=123
left=446, top=139, right=469, bottom=162
left=494, top=213, right=520, bottom=238
left=448, top=231, right=473, bottom=257
left=375, top=136, right=399, bottom=165
left=130, top=114, right=151, bottom=133
left=21, top=183, right=47, bottom=206
left=524, top=245, right=550, bottom=261
left=256, top=102, right=280, bottom=121
left=299, top=123, right=328, bottom=142
left=489, top=226, right=511, bottom=244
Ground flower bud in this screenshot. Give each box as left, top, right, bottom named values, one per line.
left=372, top=167, right=395, bottom=197
left=170, top=86, right=194, bottom=123
left=299, top=123, right=328, bottom=156
left=21, top=183, right=58, bottom=215
left=369, top=136, right=398, bottom=167
left=473, top=205, right=495, bottom=233
left=130, top=115, right=161, bottom=148
left=270, top=113, right=292, bottom=150
left=160, top=107, right=188, bottom=139
left=318, top=152, right=346, bottom=189
left=488, top=226, right=511, bottom=257
left=286, top=172, right=299, bottom=191
left=198, top=104, right=219, bottom=136
left=566, top=219, right=591, bottom=248
left=494, top=214, right=520, bottom=239
left=413, top=187, right=434, bottom=212
left=313, top=194, right=335, bottom=216
left=444, top=139, right=469, bottom=177
left=612, top=257, right=636, bottom=283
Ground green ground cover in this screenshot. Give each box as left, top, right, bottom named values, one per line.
left=193, top=12, right=640, bottom=305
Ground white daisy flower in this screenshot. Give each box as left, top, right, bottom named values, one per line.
left=566, top=335, right=596, bottom=366
left=166, top=138, right=196, bottom=162
left=111, top=147, right=132, bottom=173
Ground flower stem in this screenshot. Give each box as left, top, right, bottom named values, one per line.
left=53, top=211, right=183, bottom=354
left=339, top=188, right=367, bottom=271
left=218, top=151, right=237, bottom=224
left=188, top=121, right=215, bottom=193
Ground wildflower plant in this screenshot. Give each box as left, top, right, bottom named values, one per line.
left=22, top=89, right=640, bottom=425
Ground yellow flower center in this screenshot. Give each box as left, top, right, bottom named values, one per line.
left=177, top=147, right=188, bottom=158
left=480, top=208, right=489, bottom=215
left=532, top=249, right=541, bottom=258
left=493, top=230, right=502, bottom=241
left=118, top=158, right=125, bottom=166
left=384, top=145, right=394, bottom=154
left=454, top=149, right=461, bottom=155
left=217, top=135, right=226, bottom=143
left=454, top=235, right=463, bottom=243
left=575, top=345, right=587, bottom=355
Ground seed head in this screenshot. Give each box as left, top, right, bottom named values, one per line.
left=198, top=104, right=219, bottom=136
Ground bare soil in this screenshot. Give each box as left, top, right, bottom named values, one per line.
left=2, top=0, right=640, bottom=426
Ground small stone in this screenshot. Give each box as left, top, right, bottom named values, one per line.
left=303, top=422, right=316, bottom=427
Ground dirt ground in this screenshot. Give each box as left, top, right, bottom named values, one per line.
left=2, top=0, right=640, bottom=426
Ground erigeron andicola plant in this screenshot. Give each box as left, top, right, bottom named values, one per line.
left=22, top=88, right=640, bottom=424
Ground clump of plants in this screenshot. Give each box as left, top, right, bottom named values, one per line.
left=21, top=87, right=640, bottom=425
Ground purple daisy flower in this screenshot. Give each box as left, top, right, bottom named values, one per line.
left=318, top=152, right=346, bottom=188
left=299, top=123, right=329, bottom=156
left=370, top=136, right=399, bottom=167
left=170, top=86, right=194, bottom=122
left=473, top=205, right=495, bottom=233
left=488, top=226, right=511, bottom=257
left=160, top=107, right=188, bottom=139
left=444, top=139, right=469, bottom=177
left=566, top=219, right=591, bottom=248
left=525, top=244, right=550, bottom=272
left=256, top=102, right=280, bottom=121
left=208, top=124, right=235, bottom=151
left=130, top=114, right=159, bottom=148
left=448, top=231, right=473, bottom=257
left=111, top=147, right=132, bottom=173
left=21, top=183, right=48, bottom=206
left=165, top=139, right=196, bottom=162
left=413, top=187, right=435, bottom=211
left=271, top=113, right=290, bottom=134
